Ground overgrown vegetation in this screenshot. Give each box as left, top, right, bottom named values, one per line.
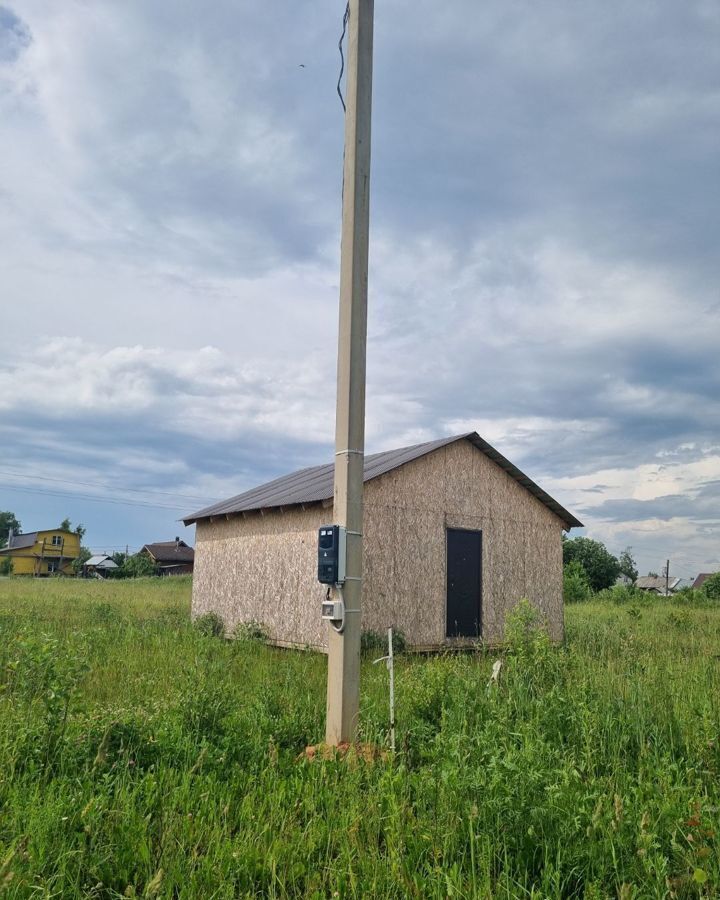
left=0, top=577, right=719, bottom=897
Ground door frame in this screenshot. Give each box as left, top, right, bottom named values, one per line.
left=445, top=526, right=483, bottom=639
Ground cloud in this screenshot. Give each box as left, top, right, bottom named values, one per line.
left=0, top=1, right=718, bottom=573
left=0, top=6, right=30, bottom=64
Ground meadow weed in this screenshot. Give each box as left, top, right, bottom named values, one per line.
left=0, top=579, right=718, bottom=897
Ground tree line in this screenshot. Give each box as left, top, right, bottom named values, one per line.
left=563, top=535, right=720, bottom=602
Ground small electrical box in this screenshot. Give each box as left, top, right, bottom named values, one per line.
left=321, top=598, right=345, bottom=622
left=317, top=525, right=346, bottom=585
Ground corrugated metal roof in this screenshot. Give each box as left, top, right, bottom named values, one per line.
left=184, top=432, right=583, bottom=529
left=85, top=555, right=118, bottom=568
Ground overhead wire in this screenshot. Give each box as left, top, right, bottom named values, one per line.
left=0, top=482, right=191, bottom=513
left=337, top=2, right=350, bottom=112
left=0, top=467, right=221, bottom=505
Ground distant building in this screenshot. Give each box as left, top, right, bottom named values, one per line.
left=83, top=555, right=119, bottom=578
left=0, top=529, right=82, bottom=577
left=635, top=575, right=682, bottom=595
left=693, top=573, right=716, bottom=590
left=184, top=432, right=582, bottom=651
left=140, top=539, right=194, bottom=575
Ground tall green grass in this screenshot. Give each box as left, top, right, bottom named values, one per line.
left=0, top=579, right=718, bottom=898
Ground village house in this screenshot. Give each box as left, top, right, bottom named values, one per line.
left=82, top=555, right=119, bottom=578
left=0, top=529, right=81, bottom=577
left=692, top=573, right=716, bottom=591
left=635, top=575, right=682, bottom=595
left=184, top=433, right=582, bottom=650
left=140, top=539, right=195, bottom=575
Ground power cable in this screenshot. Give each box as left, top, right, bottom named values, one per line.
left=0, top=482, right=190, bottom=513
left=0, top=468, right=221, bottom=505
left=337, top=2, right=350, bottom=112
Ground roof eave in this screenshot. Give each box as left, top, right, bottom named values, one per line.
left=185, top=432, right=583, bottom=530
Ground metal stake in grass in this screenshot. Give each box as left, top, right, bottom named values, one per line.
left=373, top=627, right=396, bottom=752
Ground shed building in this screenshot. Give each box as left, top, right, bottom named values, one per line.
left=184, top=433, right=582, bottom=650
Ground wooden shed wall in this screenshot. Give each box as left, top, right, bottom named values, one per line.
left=361, top=440, right=564, bottom=646
left=192, top=439, right=565, bottom=650
left=192, top=505, right=329, bottom=649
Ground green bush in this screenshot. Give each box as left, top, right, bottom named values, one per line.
left=233, top=619, right=269, bottom=643
left=193, top=611, right=225, bottom=638
left=703, top=572, right=720, bottom=600
left=595, top=583, right=643, bottom=605
left=360, top=627, right=406, bottom=655
left=563, top=560, right=592, bottom=603
left=0, top=556, right=13, bottom=576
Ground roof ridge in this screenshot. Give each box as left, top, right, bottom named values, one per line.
left=183, top=432, right=581, bottom=529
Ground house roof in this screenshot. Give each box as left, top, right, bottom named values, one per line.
left=85, top=555, right=118, bottom=568
left=142, top=541, right=195, bottom=564
left=693, top=573, right=716, bottom=590
left=636, top=575, right=682, bottom=592
left=6, top=532, right=38, bottom=550
left=184, top=432, right=583, bottom=529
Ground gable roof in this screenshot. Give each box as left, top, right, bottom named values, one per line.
left=184, top=432, right=583, bottom=529
left=85, top=555, right=118, bottom=568
left=693, top=573, right=716, bottom=590
left=142, top=541, right=195, bottom=564
left=5, top=532, right=38, bottom=551
left=636, top=575, right=682, bottom=592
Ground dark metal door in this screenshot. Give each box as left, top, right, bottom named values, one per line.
left=446, top=528, right=482, bottom=638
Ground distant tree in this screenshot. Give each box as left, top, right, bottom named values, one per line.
left=703, top=573, right=720, bottom=600
left=562, top=537, right=621, bottom=592
left=122, top=552, right=157, bottom=578
left=58, top=518, right=86, bottom=541
left=563, top=560, right=592, bottom=603
left=0, top=556, right=13, bottom=576
left=111, top=552, right=128, bottom=567
left=72, top=547, right=93, bottom=575
left=618, top=547, right=638, bottom=584
left=0, top=511, right=22, bottom=549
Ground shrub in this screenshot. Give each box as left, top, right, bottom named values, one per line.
left=563, top=560, right=592, bottom=603
left=361, top=627, right=406, bottom=655
left=595, top=583, right=643, bottom=605
left=702, top=572, right=720, bottom=600
left=504, top=599, right=550, bottom=658
left=193, top=612, right=225, bottom=638
left=233, top=620, right=269, bottom=643
left=121, top=553, right=157, bottom=578
left=0, top=556, right=13, bottom=576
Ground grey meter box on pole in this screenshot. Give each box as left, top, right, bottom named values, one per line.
left=317, top=525, right=346, bottom=585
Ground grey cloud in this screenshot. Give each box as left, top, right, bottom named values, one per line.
left=579, top=479, right=720, bottom=524
left=0, top=6, right=30, bottom=63
left=1, top=2, right=718, bottom=573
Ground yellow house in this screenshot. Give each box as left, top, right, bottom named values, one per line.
left=0, top=529, right=82, bottom=576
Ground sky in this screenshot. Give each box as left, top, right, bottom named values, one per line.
left=1, top=0, right=718, bottom=578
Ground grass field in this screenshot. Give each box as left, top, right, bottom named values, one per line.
left=0, top=577, right=719, bottom=898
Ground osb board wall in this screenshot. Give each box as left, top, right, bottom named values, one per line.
left=192, top=438, right=566, bottom=650
left=361, top=439, right=565, bottom=646
left=192, top=505, right=330, bottom=650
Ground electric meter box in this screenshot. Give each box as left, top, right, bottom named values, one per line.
left=321, top=598, right=345, bottom=622
left=317, top=525, right=346, bottom=585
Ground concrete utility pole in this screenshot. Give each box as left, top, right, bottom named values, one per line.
left=326, top=0, right=374, bottom=746
left=665, top=559, right=670, bottom=596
